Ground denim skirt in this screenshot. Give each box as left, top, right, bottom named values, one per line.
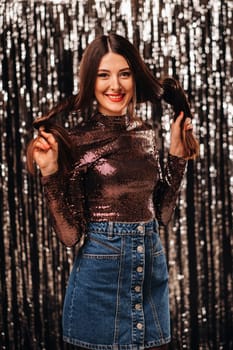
left=62, top=220, right=170, bottom=349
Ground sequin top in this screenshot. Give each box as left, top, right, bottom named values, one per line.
left=41, top=113, right=187, bottom=247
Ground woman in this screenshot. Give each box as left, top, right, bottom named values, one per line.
left=27, top=34, right=198, bottom=349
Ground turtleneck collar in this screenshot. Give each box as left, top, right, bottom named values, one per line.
left=92, top=111, right=130, bottom=129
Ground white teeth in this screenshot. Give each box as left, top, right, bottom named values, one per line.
left=108, top=95, right=123, bottom=100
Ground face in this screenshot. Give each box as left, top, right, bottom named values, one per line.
left=94, top=52, right=134, bottom=116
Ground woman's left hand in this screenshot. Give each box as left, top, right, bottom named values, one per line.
left=169, top=111, right=193, bottom=158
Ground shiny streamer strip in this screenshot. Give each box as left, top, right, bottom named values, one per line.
left=0, top=1, right=232, bottom=349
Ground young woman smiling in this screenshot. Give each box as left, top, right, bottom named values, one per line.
left=95, top=53, right=134, bottom=116
left=27, top=33, right=199, bottom=350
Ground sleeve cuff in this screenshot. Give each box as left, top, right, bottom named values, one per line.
left=41, top=171, right=61, bottom=185
left=165, top=153, right=187, bottom=188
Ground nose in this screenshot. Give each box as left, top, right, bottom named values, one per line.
left=110, top=75, right=121, bottom=91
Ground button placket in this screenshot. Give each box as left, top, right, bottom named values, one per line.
left=131, top=225, right=145, bottom=345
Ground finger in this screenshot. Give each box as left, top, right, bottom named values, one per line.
left=39, top=132, right=58, bottom=154
left=185, top=124, right=193, bottom=131
left=184, top=117, right=193, bottom=131
left=39, top=130, right=57, bottom=146
left=33, top=137, right=51, bottom=151
left=174, top=111, right=184, bottom=126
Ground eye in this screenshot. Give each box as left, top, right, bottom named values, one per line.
left=97, top=72, right=109, bottom=79
left=119, top=70, right=132, bottom=78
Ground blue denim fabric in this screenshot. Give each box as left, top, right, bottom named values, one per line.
left=63, top=220, right=170, bottom=349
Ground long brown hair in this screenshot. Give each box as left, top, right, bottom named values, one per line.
left=27, top=33, right=199, bottom=174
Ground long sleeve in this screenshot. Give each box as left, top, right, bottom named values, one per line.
left=39, top=113, right=187, bottom=239
left=41, top=165, right=87, bottom=247
left=153, top=153, right=187, bottom=225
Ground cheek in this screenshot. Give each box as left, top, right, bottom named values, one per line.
left=94, top=92, right=103, bottom=104
left=94, top=80, right=105, bottom=96
left=94, top=91, right=104, bottom=104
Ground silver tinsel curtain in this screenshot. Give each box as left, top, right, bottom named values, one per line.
left=0, top=1, right=232, bottom=349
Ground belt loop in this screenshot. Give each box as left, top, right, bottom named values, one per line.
left=108, top=222, right=113, bottom=239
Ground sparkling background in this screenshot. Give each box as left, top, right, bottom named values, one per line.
left=0, top=0, right=232, bottom=349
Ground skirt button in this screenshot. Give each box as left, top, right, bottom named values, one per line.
left=135, top=303, right=142, bottom=310
left=135, top=285, right=141, bottom=292
left=136, top=322, right=143, bottom=330
left=136, top=266, right=143, bottom=273
left=137, top=245, right=144, bottom=253
left=137, top=225, right=144, bottom=232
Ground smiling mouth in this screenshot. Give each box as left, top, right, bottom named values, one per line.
left=106, top=94, right=125, bottom=102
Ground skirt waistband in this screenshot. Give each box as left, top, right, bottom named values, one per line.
left=87, top=219, right=159, bottom=235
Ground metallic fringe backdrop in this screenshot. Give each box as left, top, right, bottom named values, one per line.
left=0, top=1, right=232, bottom=349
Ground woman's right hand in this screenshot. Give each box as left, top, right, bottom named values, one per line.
left=32, top=128, right=59, bottom=176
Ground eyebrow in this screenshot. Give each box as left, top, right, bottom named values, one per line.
left=97, top=67, right=131, bottom=72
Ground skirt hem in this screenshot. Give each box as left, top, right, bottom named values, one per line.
left=63, top=336, right=171, bottom=350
